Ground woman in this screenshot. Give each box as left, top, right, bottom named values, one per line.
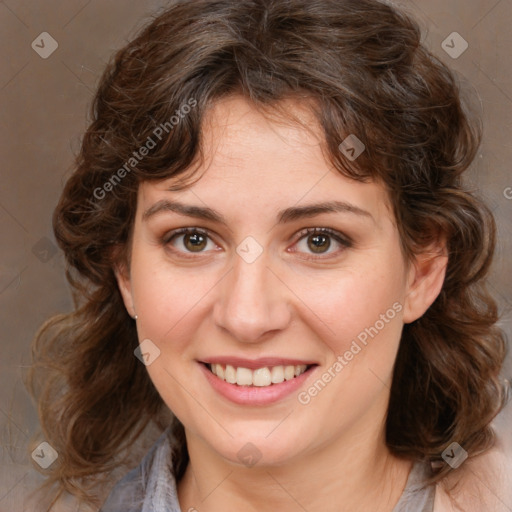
left=27, top=0, right=510, bottom=511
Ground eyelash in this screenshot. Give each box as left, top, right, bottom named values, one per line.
left=160, top=226, right=352, bottom=260
left=292, top=227, right=352, bottom=259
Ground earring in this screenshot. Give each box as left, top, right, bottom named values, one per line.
left=134, top=314, right=138, bottom=320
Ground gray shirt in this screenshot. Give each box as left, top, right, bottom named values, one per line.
left=100, top=429, right=435, bottom=512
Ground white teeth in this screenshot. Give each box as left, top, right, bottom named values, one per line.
left=225, top=364, right=237, bottom=384
left=214, top=363, right=225, bottom=380
left=236, top=367, right=253, bottom=386
left=208, top=363, right=309, bottom=386
left=284, top=365, right=295, bottom=380
left=295, top=365, right=307, bottom=377
left=270, top=365, right=284, bottom=384
left=253, top=367, right=272, bottom=387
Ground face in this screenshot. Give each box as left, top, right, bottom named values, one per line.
left=116, top=96, right=445, bottom=468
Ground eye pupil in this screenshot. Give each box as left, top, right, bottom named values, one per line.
left=308, top=234, right=331, bottom=253
left=185, top=232, right=207, bottom=251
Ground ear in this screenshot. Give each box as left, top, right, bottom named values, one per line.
left=402, top=240, right=448, bottom=324
left=112, top=253, right=136, bottom=318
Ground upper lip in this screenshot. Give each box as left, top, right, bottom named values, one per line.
left=200, top=356, right=318, bottom=370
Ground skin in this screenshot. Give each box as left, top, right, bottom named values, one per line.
left=116, top=95, right=448, bottom=512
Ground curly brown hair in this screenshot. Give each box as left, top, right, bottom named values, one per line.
left=27, top=0, right=508, bottom=508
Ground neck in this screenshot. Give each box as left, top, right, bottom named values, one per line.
left=177, top=425, right=412, bottom=512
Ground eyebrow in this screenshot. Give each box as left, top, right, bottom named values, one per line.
left=142, top=199, right=373, bottom=224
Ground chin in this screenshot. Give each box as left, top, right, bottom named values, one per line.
left=200, top=426, right=310, bottom=468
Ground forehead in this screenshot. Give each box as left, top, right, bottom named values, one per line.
left=138, top=96, right=393, bottom=224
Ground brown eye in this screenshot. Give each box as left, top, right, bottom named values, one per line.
left=184, top=232, right=207, bottom=252
left=307, top=233, right=331, bottom=253
left=293, top=227, right=352, bottom=259
left=164, top=228, right=217, bottom=255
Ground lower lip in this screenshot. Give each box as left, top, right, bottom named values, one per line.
left=199, top=363, right=316, bottom=406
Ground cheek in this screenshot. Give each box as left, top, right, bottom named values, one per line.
left=292, top=268, right=406, bottom=427
left=129, top=251, right=220, bottom=350
left=291, top=263, right=406, bottom=357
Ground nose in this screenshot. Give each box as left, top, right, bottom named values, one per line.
left=213, top=251, right=292, bottom=343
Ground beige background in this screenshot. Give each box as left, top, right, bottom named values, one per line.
left=1, top=0, right=511, bottom=510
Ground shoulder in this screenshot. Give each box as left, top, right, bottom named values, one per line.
left=100, top=428, right=175, bottom=512
left=434, top=425, right=512, bottom=512
left=98, top=462, right=146, bottom=512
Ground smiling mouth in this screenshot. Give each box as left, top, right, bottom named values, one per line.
left=204, top=363, right=315, bottom=387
